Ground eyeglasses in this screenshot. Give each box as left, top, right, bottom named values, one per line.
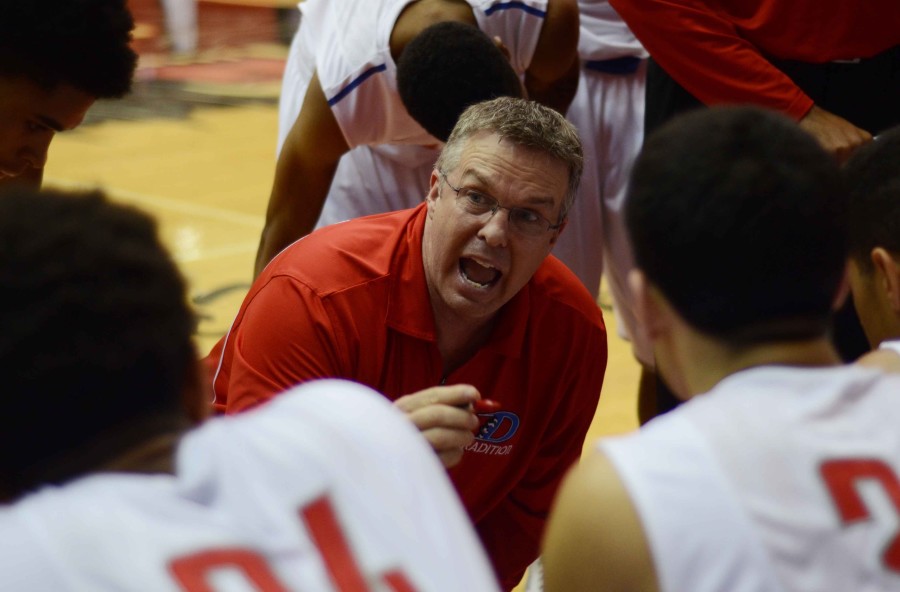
left=439, top=171, right=563, bottom=238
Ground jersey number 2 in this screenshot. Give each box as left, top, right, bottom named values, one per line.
left=169, top=495, right=416, bottom=591
left=821, top=458, right=900, bottom=573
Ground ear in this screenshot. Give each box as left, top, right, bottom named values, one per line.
left=425, top=169, right=441, bottom=216
left=548, top=218, right=568, bottom=247
left=872, top=247, right=900, bottom=314
left=831, top=260, right=851, bottom=311
left=628, top=269, right=671, bottom=340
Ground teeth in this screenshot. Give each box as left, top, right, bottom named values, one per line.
left=462, top=274, right=492, bottom=288
left=460, top=258, right=500, bottom=288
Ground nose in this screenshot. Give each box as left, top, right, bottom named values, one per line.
left=477, top=207, right=511, bottom=247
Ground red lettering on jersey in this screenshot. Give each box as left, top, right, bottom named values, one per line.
left=301, top=495, right=370, bottom=591
left=170, top=549, right=290, bottom=592
left=821, top=458, right=900, bottom=573
left=383, top=570, right=417, bottom=592
left=170, top=495, right=417, bottom=591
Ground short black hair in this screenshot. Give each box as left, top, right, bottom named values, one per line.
left=0, top=188, right=196, bottom=498
left=397, top=21, right=523, bottom=142
left=845, top=126, right=900, bottom=271
left=626, top=106, right=847, bottom=343
left=0, top=0, right=137, bottom=98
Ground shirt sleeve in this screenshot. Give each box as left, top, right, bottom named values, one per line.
left=478, top=323, right=608, bottom=590
left=609, top=0, right=814, bottom=119
left=218, top=276, right=349, bottom=413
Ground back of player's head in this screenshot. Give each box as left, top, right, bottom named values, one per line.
left=0, top=188, right=196, bottom=498
left=0, top=0, right=137, bottom=98
left=626, top=106, right=847, bottom=343
left=436, top=96, right=583, bottom=218
left=397, top=21, right=523, bottom=143
left=845, top=126, right=900, bottom=271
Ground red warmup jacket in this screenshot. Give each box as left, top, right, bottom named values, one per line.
left=609, top=0, right=900, bottom=119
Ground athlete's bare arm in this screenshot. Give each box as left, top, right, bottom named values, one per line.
left=255, top=71, right=350, bottom=276
left=524, top=0, right=580, bottom=115
left=543, top=449, right=660, bottom=592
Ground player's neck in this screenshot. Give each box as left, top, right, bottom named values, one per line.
left=98, top=432, right=182, bottom=476
left=682, top=334, right=843, bottom=399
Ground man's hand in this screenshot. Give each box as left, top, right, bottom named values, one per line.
left=799, top=105, right=872, bottom=164
left=393, top=384, right=482, bottom=468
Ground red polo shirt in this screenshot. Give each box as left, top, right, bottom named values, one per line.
left=610, top=0, right=900, bottom=119
left=206, top=204, right=608, bottom=589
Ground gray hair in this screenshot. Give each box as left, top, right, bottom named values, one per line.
left=435, top=96, right=583, bottom=220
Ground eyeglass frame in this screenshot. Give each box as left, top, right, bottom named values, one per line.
left=437, top=170, right=565, bottom=237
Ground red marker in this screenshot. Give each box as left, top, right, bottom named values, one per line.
left=472, top=399, right=501, bottom=413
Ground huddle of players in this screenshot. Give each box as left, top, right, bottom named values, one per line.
left=4, top=0, right=900, bottom=591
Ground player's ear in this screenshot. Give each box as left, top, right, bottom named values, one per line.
left=831, top=260, right=851, bottom=311
left=872, top=247, right=900, bottom=313
left=629, top=269, right=670, bottom=339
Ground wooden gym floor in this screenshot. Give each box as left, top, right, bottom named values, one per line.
left=43, top=3, right=641, bottom=583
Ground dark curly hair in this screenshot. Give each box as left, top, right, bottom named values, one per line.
left=0, top=0, right=137, bottom=98
left=0, top=187, right=196, bottom=498
left=397, top=21, right=523, bottom=142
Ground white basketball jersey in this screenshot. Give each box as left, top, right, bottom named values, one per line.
left=602, top=365, right=900, bottom=592
left=0, top=380, right=500, bottom=591
left=279, top=0, right=548, bottom=152
left=577, top=0, right=647, bottom=60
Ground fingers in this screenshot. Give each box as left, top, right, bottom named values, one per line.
left=799, top=105, right=873, bottom=164
left=394, top=385, right=483, bottom=468
left=393, top=384, right=480, bottom=413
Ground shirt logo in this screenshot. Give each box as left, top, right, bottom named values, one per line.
left=466, top=411, right=520, bottom=457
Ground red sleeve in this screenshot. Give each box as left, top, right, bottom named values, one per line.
left=609, top=0, right=814, bottom=120
left=478, top=325, right=608, bottom=590
left=216, top=276, right=348, bottom=413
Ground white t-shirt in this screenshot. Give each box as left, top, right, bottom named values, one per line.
left=0, top=380, right=499, bottom=591
left=602, top=365, right=900, bottom=591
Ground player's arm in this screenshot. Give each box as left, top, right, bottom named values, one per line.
left=542, top=449, right=660, bottom=592
left=255, top=70, right=350, bottom=276
left=524, top=0, right=580, bottom=114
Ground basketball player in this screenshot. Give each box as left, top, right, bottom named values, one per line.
left=0, top=187, right=499, bottom=591
left=846, top=126, right=900, bottom=373
left=0, top=0, right=137, bottom=188
left=542, top=106, right=900, bottom=591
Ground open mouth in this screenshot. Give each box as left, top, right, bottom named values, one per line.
left=460, top=257, right=501, bottom=288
